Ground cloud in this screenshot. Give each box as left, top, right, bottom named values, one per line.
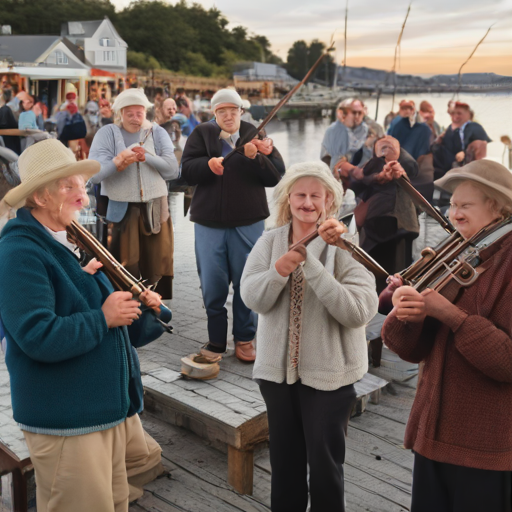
left=110, top=0, right=512, bottom=75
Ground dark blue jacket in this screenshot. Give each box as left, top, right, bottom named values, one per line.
left=388, top=118, right=432, bottom=160
left=0, top=209, right=132, bottom=431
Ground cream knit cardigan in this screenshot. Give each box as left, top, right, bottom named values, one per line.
left=240, top=225, right=379, bottom=391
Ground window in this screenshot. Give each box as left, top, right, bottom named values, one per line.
left=103, top=51, right=116, bottom=64
left=100, top=38, right=111, bottom=47
left=55, top=51, right=68, bottom=65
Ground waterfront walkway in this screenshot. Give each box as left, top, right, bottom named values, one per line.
left=0, top=192, right=415, bottom=511
left=129, top=193, right=415, bottom=511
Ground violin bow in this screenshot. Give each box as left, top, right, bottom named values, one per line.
left=223, top=42, right=335, bottom=163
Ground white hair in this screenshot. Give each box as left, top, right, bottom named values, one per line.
left=271, top=161, right=344, bottom=227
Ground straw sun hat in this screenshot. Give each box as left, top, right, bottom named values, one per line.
left=2, top=139, right=99, bottom=210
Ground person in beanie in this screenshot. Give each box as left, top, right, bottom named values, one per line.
left=89, top=88, right=179, bottom=299
left=180, top=88, right=285, bottom=373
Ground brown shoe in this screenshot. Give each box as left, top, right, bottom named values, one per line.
left=193, top=347, right=223, bottom=364
left=235, top=340, right=256, bottom=363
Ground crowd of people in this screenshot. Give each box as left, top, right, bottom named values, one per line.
left=0, top=82, right=510, bottom=512
left=321, top=96, right=492, bottom=284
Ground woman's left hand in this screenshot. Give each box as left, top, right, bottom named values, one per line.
left=139, top=289, right=162, bottom=313
left=318, top=218, right=348, bottom=246
left=421, top=289, right=458, bottom=323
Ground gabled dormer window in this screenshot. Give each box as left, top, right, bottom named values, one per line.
left=100, top=38, right=112, bottom=47
left=55, top=51, right=68, bottom=65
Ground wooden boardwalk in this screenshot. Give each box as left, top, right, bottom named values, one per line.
left=130, top=380, right=415, bottom=512
left=130, top=193, right=415, bottom=511
left=0, top=193, right=415, bottom=511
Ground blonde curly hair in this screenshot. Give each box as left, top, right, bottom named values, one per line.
left=271, top=161, right=344, bottom=227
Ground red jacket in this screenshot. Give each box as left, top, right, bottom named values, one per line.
left=382, top=231, right=512, bottom=471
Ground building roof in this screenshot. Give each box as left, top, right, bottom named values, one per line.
left=0, top=35, right=60, bottom=64
left=61, top=20, right=103, bottom=39
left=234, top=62, right=297, bottom=83
left=61, top=17, right=126, bottom=47
left=61, top=37, right=85, bottom=63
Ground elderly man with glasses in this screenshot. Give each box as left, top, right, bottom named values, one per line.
left=346, top=99, right=370, bottom=162
left=180, top=89, right=285, bottom=376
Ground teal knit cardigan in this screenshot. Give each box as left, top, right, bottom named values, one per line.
left=0, top=208, right=130, bottom=434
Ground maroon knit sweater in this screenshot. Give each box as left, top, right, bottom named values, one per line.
left=382, top=231, right=512, bottom=471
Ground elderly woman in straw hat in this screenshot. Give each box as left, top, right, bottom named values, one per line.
left=0, top=139, right=165, bottom=512
left=382, top=160, right=512, bottom=512
left=240, top=161, right=378, bottom=512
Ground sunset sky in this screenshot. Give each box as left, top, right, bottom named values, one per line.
left=111, top=0, right=512, bottom=76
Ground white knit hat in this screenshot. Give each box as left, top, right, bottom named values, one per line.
left=211, top=89, right=243, bottom=112
left=112, top=88, right=153, bottom=112
left=2, top=139, right=99, bottom=209
left=272, top=161, right=344, bottom=227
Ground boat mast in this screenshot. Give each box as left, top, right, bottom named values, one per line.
left=390, top=2, right=412, bottom=113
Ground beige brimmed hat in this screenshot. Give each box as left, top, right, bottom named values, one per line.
left=435, top=159, right=512, bottom=206
left=2, top=139, right=100, bottom=209
left=112, top=88, right=152, bottom=112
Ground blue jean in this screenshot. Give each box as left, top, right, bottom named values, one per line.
left=194, top=221, right=264, bottom=349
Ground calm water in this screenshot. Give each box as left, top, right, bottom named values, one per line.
left=265, top=92, right=512, bottom=167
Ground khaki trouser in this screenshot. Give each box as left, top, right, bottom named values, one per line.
left=126, top=415, right=164, bottom=502
left=24, top=415, right=163, bottom=512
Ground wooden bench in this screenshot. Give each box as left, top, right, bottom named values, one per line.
left=142, top=366, right=387, bottom=495
left=0, top=356, right=33, bottom=512
left=142, top=367, right=267, bottom=495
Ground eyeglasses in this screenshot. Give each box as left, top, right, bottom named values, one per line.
left=352, top=111, right=364, bottom=116
left=216, top=107, right=241, bottom=117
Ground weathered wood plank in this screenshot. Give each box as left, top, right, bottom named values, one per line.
left=365, top=385, right=415, bottom=426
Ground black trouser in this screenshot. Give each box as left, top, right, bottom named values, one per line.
left=259, top=379, right=356, bottom=512
left=411, top=452, right=512, bottom=512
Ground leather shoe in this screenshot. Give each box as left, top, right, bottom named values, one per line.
left=235, top=340, right=256, bottom=363
left=193, top=346, right=223, bottom=364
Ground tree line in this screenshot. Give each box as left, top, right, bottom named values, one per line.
left=0, top=0, right=335, bottom=81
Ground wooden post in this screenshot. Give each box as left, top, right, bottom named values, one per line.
left=227, top=446, right=254, bottom=495
left=57, top=80, right=62, bottom=107
left=78, top=76, right=86, bottom=108
left=11, top=468, right=28, bottom=512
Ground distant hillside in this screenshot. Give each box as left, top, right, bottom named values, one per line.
left=337, top=66, right=511, bottom=87
left=429, top=73, right=512, bottom=85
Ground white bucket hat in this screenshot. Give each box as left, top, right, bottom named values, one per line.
left=112, top=88, right=153, bottom=112
left=2, top=139, right=100, bottom=209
